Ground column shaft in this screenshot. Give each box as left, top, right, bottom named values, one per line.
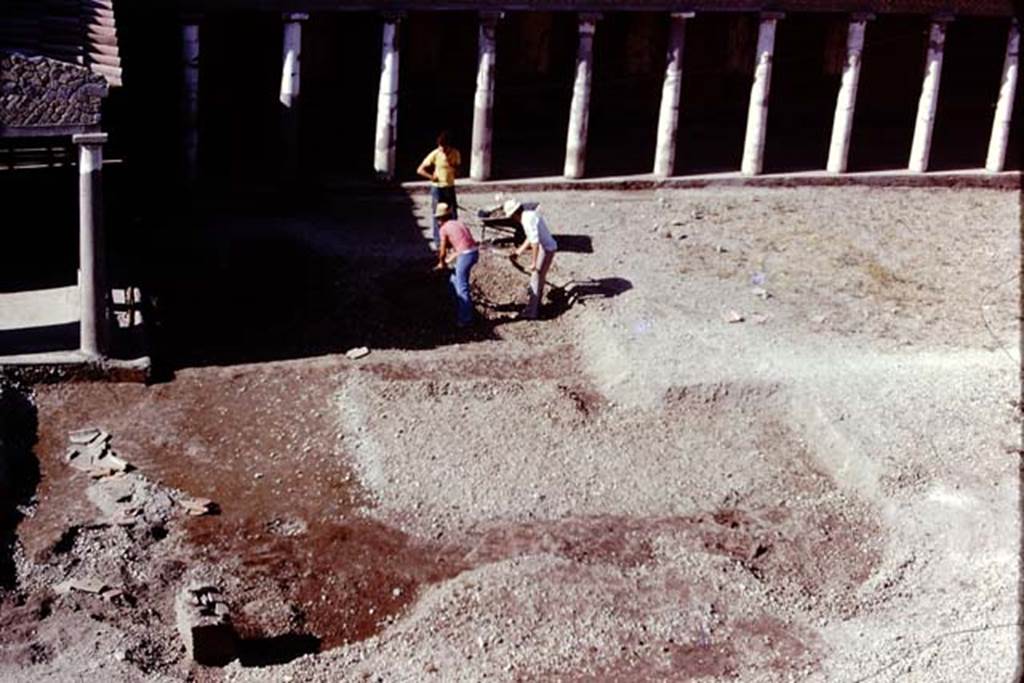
left=827, top=15, right=870, bottom=173
left=280, top=14, right=307, bottom=108
left=986, top=19, right=1019, bottom=173
left=909, top=17, right=951, bottom=173
left=74, top=134, right=108, bottom=357
left=182, top=22, right=200, bottom=184
left=374, top=15, right=402, bottom=180
left=564, top=14, right=600, bottom=179
left=280, top=13, right=308, bottom=180
left=470, top=13, right=501, bottom=181
left=741, top=13, right=782, bottom=176
left=653, top=13, right=693, bottom=177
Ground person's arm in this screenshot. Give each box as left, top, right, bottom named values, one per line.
left=511, top=240, right=536, bottom=269
left=417, top=151, right=436, bottom=181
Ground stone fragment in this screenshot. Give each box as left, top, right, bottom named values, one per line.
left=175, top=584, right=237, bottom=666
left=55, top=577, right=110, bottom=595
left=69, top=428, right=101, bottom=445
left=179, top=497, right=216, bottom=516
left=724, top=310, right=745, bottom=323
left=345, top=347, right=370, bottom=360
left=67, top=430, right=131, bottom=479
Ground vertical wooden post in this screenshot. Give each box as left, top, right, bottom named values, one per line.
left=564, top=13, right=600, bottom=179
left=909, top=15, right=953, bottom=173
left=653, top=12, right=693, bottom=177
left=374, top=13, right=403, bottom=180
left=986, top=19, right=1019, bottom=173
left=827, top=14, right=872, bottom=173
left=73, top=133, right=108, bottom=357
left=470, top=12, right=502, bottom=181
left=741, top=12, right=783, bottom=176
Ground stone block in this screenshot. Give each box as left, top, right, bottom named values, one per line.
left=175, top=584, right=237, bottom=666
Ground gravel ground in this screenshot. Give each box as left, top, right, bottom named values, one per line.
left=1, top=186, right=1019, bottom=682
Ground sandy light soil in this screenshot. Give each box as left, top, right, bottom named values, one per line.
left=0, top=185, right=1019, bottom=682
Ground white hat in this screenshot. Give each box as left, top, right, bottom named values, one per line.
left=502, top=198, right=522, bottom=217
left=435, top=202, right=452, bottom=218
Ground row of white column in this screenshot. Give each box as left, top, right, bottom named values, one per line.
left=180, top=12, right=1020, bottom=183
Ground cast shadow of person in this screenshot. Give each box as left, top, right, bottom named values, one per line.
left=487, top=275, right=633, bottom=322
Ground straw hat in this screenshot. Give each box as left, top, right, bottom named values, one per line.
left=434, top=202, right=452, bottom=218
left=502, top=198, right=522, bottom=217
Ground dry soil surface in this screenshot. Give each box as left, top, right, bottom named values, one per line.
left=1, top=186, right=1020, bottom=682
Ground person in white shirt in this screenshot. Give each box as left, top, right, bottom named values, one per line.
left=504, top=198, right=559, bottom=320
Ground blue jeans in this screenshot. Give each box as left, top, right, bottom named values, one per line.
left=431, top=185, right=458, bottom=248
left=450, top=249, right=478, bottom=326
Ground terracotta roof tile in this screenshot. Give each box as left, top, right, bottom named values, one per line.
left=0, top=0, right=121, bottom=87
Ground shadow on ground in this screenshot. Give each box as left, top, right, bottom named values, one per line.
left=144, top=189, right=503, bottom=371
left=237, top=633, right=321, bottom=667
left=0, top=382, right=39, bottom=589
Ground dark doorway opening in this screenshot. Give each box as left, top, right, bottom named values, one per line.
left=491, top=12, right=577, bottom=179
left=930, top=17, right=1013, bottom=171
left=0, top=166, right=77, bottom=293
left=201, top=13, right=284, bottom=189
left=394, top=12, right=477, bottom=183
left=587, top=13, right=667, bottom=177
left=674, top=13, right=755, bottom=174
left=763, top=13, right=840, bottom=173
left=302, top=13, right=380, bottom=183
left=847, top=15, right=927, bottom=172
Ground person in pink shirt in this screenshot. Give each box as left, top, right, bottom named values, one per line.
left=433, top=202, right=479, bottom=327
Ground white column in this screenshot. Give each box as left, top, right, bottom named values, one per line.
left=741, top=12, right=783, bottom=176
left=470, top=12, right=502, bottom=181
left=374, top=13, right=402, bottom=180
left=182, top=20, right=200, bottom=185
left=280, top=13, right=308, bottom=108
left=986, top=19, right=1019, bottom=173
left=564, top=13, right=600, bottom=179
left=653, top=12, right=693, bottom=177
left=827, top=14, right=872, bottom=173
left=280, top=13, right=308, bottom=180
left=909, top=15, right=953, bottom=173
left=73, top=133, right=108, bottom=358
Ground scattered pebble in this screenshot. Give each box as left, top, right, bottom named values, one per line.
left=724, top=310, right=745, bottom=323
left=346, top=347, right=371, bottom=360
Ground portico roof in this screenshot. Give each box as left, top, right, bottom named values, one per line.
left=158, top=0, right=1015, bottom=17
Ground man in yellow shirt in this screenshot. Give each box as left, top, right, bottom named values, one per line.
left=417, top=130, right=461, bottom=249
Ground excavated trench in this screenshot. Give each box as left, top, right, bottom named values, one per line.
left=8, top=355, right=886, bottom=679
